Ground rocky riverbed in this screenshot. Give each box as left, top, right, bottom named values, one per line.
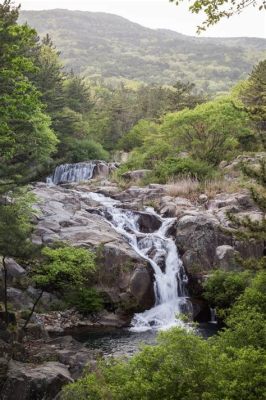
left=0, top=159, right=264, bottom=399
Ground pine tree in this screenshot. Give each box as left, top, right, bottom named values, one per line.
left=0, top=190, right=35, bottom=325
left=0, top=1, right=58, bottom=191
left=241, top=60, right=266, bottom=149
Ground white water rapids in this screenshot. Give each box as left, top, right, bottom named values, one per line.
left=85, top=192, right=191, bottom=332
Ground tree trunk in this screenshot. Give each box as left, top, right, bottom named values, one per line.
left=22, top=289, right=44, bottom=331
left=2, top=256, right=8, bottom=326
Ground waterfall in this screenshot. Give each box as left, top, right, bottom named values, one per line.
left=47, top=162, right=96, bottom=185
left=85, top=192, right=191, bottom=332
left=210, top=308, right=217, bottom=324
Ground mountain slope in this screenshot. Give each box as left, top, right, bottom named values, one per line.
left=19, top=9, right=266, bottom=92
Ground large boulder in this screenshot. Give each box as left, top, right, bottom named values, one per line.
left=175, top=212, right=232, bottom=274
left=32, top=183, right=155, bottom=313
left=1, top=360, right=72, bottom=400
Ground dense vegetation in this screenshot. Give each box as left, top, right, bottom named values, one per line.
left=62, top=271, right=266, bottom=400
left=19, top=10, right=266, bottom=93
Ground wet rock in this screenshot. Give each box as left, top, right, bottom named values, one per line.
left=129, top=266, right=155, bottom=311
left=136, top=211, right=161, bottom=233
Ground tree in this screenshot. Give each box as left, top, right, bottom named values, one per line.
left=240, top=59, right=266, bottom=148
left=170, top=0, right=266, bottom=33
left=64, top=74, right=93, bottom=114
left=23, top=244, right=103, bottom=328
left=32, top=34, right=65, bottom=115
left=203, top=270, right=251, bottom=320
left=0, top=1, right=58, bottom=190
left=0, top=190, right=35, bottom=325
left=161, top=96, right=253, bottom=165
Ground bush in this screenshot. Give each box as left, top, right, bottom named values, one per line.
left=33, top=245, right=97, bottom=289
left=154, top=157, right=214, bottom=183
left=67, top=287, right=104, bottom=314
left=62, top=326, right=266, bottom=400
left=203, top=270, right=251, bottom=319
left=65, top=138, right=109, bottom=163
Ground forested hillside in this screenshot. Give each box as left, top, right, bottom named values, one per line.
left=19, top=9, right=266, bottom=93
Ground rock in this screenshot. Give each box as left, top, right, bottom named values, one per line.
left=215, top=245, right=241, bottom=271
left=122, top=169, right=152, bottom=181
left=129, top=266, right=155, bottom=311
left=3, top=258, right=26, bottom=281
left=136, top=211, right=161, bottom=233
left=93, top=162, right=110, bottom=178
left=176, top=213, right=232, bottom=274
left=0, top=358, right=8, bottom=380
left=1, top=360, right=72, bottom=400
left=7, top=288, right=33, bottom=311
left=198, top=194, right=208, bottom=204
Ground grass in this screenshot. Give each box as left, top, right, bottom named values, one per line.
left=165, top=177, right=242, bottom=201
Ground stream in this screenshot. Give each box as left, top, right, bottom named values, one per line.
left=48, top=162, right=219, bottom=356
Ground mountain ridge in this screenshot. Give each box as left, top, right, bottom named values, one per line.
left=19, top=9, right=266, bottom=92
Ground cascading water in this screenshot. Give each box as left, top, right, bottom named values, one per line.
left=85, top=192, right=191, bottom=332
left=47, top=162, right=96, bottom=185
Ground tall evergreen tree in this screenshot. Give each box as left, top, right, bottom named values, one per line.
left=0, top=0, right=58, bottom=190
left=0, top=190, right=35, bottom=325
left=241, top=60, right=266, bottom=149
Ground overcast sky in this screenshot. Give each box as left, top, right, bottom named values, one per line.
left=16, top=0, right=266, bottom=38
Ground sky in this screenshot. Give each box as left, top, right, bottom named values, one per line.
left=16, top=0, right=266, bottom=38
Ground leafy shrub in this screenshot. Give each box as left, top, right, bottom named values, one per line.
left=154, top=157, right=214, bottom=183
left=62, top=326, right=266, bottom=400
left=213, top=271, right=266, bottom=350
left=203, top=270, right=251, bottom=319
left=65, top=138, right=109, bottom=163
left=66, top=287, right=104, bottom=314
left=33, top=245, right=96, bottom=289
left=160, top=96, right=253, bottom=165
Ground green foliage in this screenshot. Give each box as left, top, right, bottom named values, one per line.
left=0, top=1, right=58, bottom=188
left=66, top=287, right=103, bottom=314
left=33, top=245, right=96, bottom=289
left=203, top=270, right=251, bottom=319
left=213, top=271, right=266, bottom=350
left=154, top=157, right=214, bottom=183
left=118, top=120, right=159, bottom=152
left=160, top=97, right=253, bottom=165
left=64, top=75, right=93, bottom=114
left=62, top=325, right=266, bottom=400
left=31, top=34, right=65, bottom=115
left=65, top=138, right=109, bottom=163
left=0, top=189, right=35, bottom=259
left=241, top=59, right=266, bottom=148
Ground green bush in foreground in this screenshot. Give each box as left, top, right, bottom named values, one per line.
left=203, top=270, right=251, bottom=320
left=62, top=271, right=266, bottom=400
left=62, top=327, right=266, bottom=400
